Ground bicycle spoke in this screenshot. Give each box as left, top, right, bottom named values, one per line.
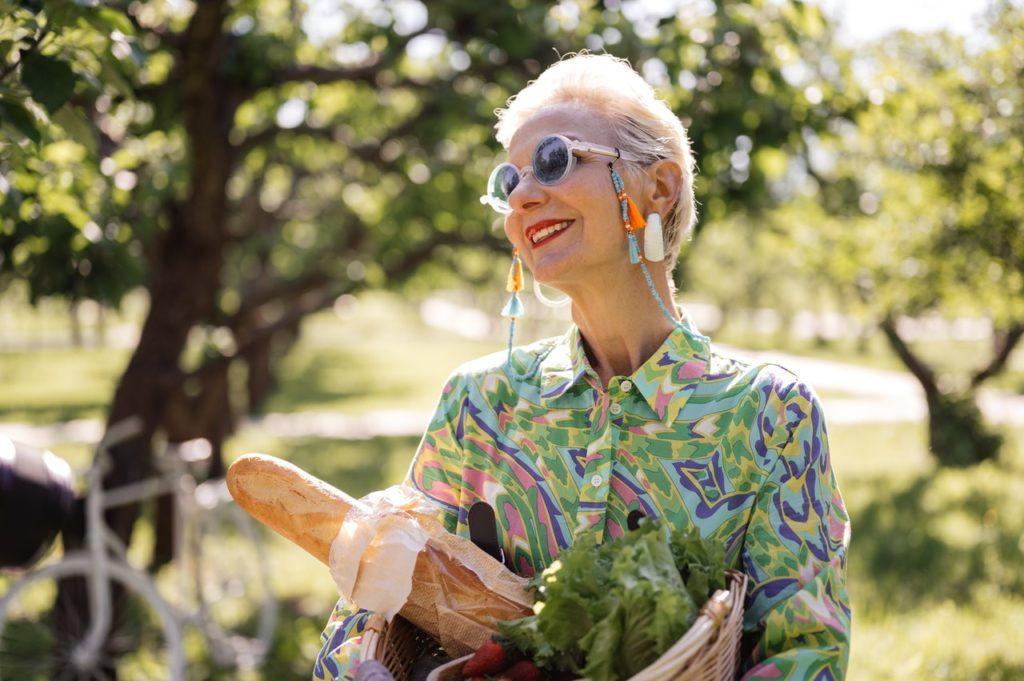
left=0, top=560, right=178, bottom=681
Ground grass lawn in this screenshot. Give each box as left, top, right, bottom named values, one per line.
left=4, top=291, right=1024, bottom=679
left=263, top=293, right=498, bottom=416
left=836, top=422, right=1024, bottom=680
left=0, top=346, right=131, bottom=423
left=32, top=421, right=1024, bottom=680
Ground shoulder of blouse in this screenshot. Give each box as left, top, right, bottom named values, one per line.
left=706, top=342, right=822, bottom=401
left=439, top=333, right=566, bottom=390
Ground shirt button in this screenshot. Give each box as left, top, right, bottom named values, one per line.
left=590, top=474, right=604, bottom=488
left=609, top=402, right=622, bottom=415
left=620, top=380, right=633, bottom=392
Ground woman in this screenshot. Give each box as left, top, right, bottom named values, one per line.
left=315, top=53, right=851, bottom=681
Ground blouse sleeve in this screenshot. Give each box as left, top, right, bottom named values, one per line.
left=739, top=380, right=852, bottom=680
left=313, top=602, right=372, bottom=681
left=313, top=377, right=466, bottom=680
left=404, top=374, right=466, bottom=534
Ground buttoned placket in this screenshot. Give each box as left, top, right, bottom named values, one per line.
left=573, top=377, right=630, bottom=541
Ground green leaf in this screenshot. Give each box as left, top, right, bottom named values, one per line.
left=97, top=7, right=134, bottom=35
left=52, top=104, right=97, bottom=155
left=99, top=55, right=133, bottom=98
left=81, top=7, right=135, bottom=37
left=21, top=52, right=76, bottom=113
left=579, top=602, right=622, bottom=681
left=0, top=100, right=40, bottom=144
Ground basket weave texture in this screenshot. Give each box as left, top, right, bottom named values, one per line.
left=361, top=569, right=748, bottom=681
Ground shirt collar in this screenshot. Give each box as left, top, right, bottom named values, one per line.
left=539, top=314, right=712, bottom=424
left=538, top=326, right=591, bottom=401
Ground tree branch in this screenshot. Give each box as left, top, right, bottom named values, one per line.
left=227, top=163, right=312, bottom=241
left=269, top=62, right=380, bottom=87
left=879, top=314, right=940, bottom=397
left=233, top=94, right=443, bottom=170
left=226, top=270, right=334, bottom=329
left=971, top=323, right=1024, bottom=388
left=263, top=26, right=432, bottom=89
left=188, top=279, right=353, bottom=383
left=233, top=123, right=340, bottom=157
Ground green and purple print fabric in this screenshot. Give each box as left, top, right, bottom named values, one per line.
left=314, top=319, right=851, bottom=681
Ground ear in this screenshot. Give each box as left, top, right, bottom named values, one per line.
left=642, top=159, right=683, bottom=217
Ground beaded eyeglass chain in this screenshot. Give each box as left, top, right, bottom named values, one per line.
left=608, top=163, right=685, bottom=331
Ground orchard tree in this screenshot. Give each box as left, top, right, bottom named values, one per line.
left=801, top=8, right=1023, bottom=467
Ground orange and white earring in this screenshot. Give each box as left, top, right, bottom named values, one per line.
left=608, top=164, right=683, bottom=329
left=609, top=166, right=645, bottom=263
left=643, top=212, right=665, bottom=262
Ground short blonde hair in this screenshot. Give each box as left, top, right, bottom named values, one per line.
left=494, top=53, right=697, bottom=272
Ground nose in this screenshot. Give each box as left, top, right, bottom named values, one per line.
left=508, top=169, right=548, bottom=213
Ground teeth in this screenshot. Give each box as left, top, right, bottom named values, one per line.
left=530, top=221, right=571, bottom=244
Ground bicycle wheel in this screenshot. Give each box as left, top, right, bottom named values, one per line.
left=189, top=479, right=278, bottom=669
left=0, top=554, right=184, bottom=681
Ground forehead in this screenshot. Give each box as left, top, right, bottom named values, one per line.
left=506, top=104, right=617, bottom=163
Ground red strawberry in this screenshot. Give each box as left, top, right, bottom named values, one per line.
left=502, top=660, right=541, bottom=681
left=462, top=639, right=509, bottom=678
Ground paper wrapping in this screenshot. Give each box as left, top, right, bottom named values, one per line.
left=328, top=484, right=534, bottom=656
left=224, top=453, right=535, bottom=659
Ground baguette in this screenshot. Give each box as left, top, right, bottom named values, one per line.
left=226, top=453, right=534, bottom=655
left=226, top=453, right=358, bottom=564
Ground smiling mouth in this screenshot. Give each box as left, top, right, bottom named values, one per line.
left=527, top=220, right=574, bottom=248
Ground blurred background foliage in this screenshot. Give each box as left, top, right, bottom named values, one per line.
left=2, top=0, right=1023, bottom=679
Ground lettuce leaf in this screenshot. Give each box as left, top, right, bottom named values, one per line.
left=498, top=519, right=725, bottom=681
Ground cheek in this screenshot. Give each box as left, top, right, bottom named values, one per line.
left=567, top=175, right=616, bottom=227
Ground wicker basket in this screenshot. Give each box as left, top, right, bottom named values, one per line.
left=361, top=569, right=747, bottom=681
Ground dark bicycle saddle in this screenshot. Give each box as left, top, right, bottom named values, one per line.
left=0, top=436, right=75, bottom=569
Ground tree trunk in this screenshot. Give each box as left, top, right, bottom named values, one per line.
left=925, top=390, right=1002, bottom=467
left=879, top=315, right=1004, bottom=467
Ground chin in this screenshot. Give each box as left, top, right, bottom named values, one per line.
left=529, top=261, right=573, bottom=290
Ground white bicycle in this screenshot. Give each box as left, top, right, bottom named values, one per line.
left=0, top=418, right=278, bottom=680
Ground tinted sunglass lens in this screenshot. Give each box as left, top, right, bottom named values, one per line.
left=533, top=136, right=570, bottom=184
left=486, top=164, right=519, bottom=212
left=490, top=164, right=519, bottom=201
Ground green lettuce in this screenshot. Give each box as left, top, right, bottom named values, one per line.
left=498, top=520, right=726, bottom=681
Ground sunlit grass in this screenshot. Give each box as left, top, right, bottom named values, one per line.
left=0, top=346, right=130, bottom=423
left=832, top=422, right=1024, bottom=681
left=4, top=290, right=1024, bottom=678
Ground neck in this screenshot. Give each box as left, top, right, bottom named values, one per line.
left=563, top=263, right=680, bottom=388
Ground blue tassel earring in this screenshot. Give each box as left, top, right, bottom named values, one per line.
left=501, top=248, right=524, bottom=364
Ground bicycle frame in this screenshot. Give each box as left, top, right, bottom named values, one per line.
left=72, top=416, right=157, bottom=669
left=69, top=418, right=276, bottom=672
left=2, top=416, right=275, bottom=676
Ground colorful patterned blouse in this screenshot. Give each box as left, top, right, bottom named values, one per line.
left=314, top=319, right=851, bottom=680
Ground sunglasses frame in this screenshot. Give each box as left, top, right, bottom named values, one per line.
left=480, top=134, right=643, bottom=214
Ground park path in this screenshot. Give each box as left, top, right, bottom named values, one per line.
left=717, top=344, right=1024, bottom=426
left=2, top=348, right=1023, bottom=448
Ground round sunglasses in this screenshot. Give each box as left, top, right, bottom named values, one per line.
left=480, top=134, right=642, bottom=215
